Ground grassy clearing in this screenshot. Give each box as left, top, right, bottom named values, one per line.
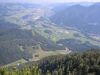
left=2, top=59, right=27, bottom=68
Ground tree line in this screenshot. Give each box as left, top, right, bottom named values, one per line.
left=0, top=50, right=100, bottom=75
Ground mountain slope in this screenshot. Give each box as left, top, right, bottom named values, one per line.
left=50, top=3, right=100, bottom=35
left=0, top=3, right=100, bottom=66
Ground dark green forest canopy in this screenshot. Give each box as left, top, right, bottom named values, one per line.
left=0, top=50, right=100, bottom=75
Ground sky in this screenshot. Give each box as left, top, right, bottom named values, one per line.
left=1, top=0, right=100, bottom=4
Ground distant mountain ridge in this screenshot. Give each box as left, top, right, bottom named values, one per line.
left=50, top=3, right=100, bottom=35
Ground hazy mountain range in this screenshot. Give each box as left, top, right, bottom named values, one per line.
left=0, top=2, right=100, bottom=66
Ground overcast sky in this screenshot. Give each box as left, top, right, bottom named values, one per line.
left=1, top=0, right=100, bottom=3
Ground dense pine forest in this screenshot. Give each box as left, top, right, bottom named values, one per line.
left=0, top=50, right=100, bottom=75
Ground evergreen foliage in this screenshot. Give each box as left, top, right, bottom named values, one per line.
left=0, top=50, right=100, bottom=75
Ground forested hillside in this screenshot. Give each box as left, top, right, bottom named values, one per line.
left=51, top=3, right=100, bottom=35
left=0, top=50, right=100, bottom=75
